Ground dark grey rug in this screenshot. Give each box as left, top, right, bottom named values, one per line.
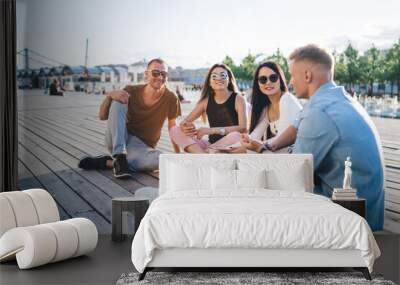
left=116, top=271, right=396, bottom=285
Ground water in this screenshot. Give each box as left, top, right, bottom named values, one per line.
left=357, top=95, right=400, bottom=119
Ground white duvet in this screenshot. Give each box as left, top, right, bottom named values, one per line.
left=131, top=190, right=380, bottom=273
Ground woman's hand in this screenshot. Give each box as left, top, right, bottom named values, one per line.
left=240, top=134, right=263, bottom=152
left=264, top=140, right=278, bottom=152
left=180, top=121, right=197, bottom=137
left=196, top=127, right=210, bottom=140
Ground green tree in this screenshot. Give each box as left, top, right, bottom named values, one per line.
left=222, top=55, right=236, bottom=71
left=385, top=39, right=400, bottom=95
left=266, top=48, right=290, bottom=81
left=222, top=55, right=238, bottom=78
left=239, top=53, right=257, bottom=81
left=343, top=43, right=362, bottom=89
left=359, top=46, right=384, bottom=96
left=333, top=51, right=347, bottom=85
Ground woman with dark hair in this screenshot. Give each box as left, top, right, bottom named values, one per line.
left=241, top=61, right=302, bottom=152
left=170, top=63, right=247, bottom=153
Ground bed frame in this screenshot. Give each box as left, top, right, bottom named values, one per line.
left=137, top=154, right=372, bottom=281
left=139, top=248, right=371, bottom=280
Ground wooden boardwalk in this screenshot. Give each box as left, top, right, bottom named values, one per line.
left=17, top=90, right=400, bottom=234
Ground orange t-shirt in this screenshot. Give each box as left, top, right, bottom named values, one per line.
left=124, top=84, right=181, bottom=148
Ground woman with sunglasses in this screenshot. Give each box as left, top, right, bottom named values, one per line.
left=169, top=63, right=247, bottom=153
left=240, top=61, right=302, bottom=152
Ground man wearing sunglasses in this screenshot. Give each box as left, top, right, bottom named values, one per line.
left=78, top=58, right=181, bottom=178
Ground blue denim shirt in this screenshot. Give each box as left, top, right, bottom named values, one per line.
left=292, top=81, right=385, bottom=231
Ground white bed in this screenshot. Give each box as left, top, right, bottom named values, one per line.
left=131, top=154, right=380, bottom=280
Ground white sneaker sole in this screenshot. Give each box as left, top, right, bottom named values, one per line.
left=113, top=169, right=132, bottom=178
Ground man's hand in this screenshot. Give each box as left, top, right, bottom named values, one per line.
left=240, top=134, right=263, bottom=152
left=107, top=90, right=130, bottom=104
left=180, top=121, right=197, bottom=137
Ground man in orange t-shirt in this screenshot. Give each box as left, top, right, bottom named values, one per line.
left=78, top=58, right=181, bottom=178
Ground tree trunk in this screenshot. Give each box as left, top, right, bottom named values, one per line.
left=369, top=81, right=373, bottom=96
left=391, top=81, right=394, bottom=95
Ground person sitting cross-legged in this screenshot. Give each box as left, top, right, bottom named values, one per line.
left=169, top=63, right=247, bottom=153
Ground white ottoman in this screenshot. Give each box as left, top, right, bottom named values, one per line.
left=0, top=189, right=98, bottom=269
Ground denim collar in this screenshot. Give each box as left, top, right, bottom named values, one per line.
left=308, top=81, right=337, bottom=105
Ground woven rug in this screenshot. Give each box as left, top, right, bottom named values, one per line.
left=116, top=271, right=395, bottom=285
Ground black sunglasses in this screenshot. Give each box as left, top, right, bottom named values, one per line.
left=150, top=69, right=168, bottom=78
left=258, top=74, right=279, bottom=84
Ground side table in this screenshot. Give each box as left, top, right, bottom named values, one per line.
left=112, top=196, right=150, bottom=242
left=332, top=198, right=366, bottom=218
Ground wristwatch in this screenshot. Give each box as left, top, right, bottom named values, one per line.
left=219, top=127, right=226, bottom=136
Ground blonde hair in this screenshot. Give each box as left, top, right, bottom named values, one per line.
left=289, top=44, right=334, bottom=72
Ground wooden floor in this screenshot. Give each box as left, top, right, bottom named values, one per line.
left=17, top=90, right=400, bottom=234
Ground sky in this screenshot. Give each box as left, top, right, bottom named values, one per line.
left=16, top=0, right=400, bottom=69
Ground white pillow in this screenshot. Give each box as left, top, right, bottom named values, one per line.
left=168, top=162, right=209, bottom=191
left=266, top=163, right=308, bottom=191
left=238, top=158, right=310, bottom=191
left=211, top=168, right=236, bottom=190
left=167, top=160, right=236, bottom=192
left=236, top=169, right=267, bottom=189
left=211, top=168, right=267, bottom=190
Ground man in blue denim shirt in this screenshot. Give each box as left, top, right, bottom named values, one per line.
left=288, top=44, right=385, bottom=231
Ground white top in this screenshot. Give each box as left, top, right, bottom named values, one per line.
left=269, top=120, right=278, bottom=136
left=250, top=92, right=302, bottom=142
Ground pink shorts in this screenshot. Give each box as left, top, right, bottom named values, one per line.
left=169, top=126, right=241, bottom=151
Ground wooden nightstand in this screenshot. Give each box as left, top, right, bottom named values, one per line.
left=332, top=198, right=366, bottom=218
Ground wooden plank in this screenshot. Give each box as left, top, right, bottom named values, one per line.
left=384, top=218, right=400, bottom=234
left=27, top=113, right=106, bottom=142
left=19, top=121, right=88, bottom=160
left=57, top=204, right=71, bottom=220
left=17, top=160, right=43, bottom=190
left=386, top=201, right=400, bottom=214
left=386, top=181, right=400, bottom=191
left=23, top=108, right=164, bottom=189
left=385, top=210, right=400, bottom=221
left=19, top=135, right=113, bottom=222
left=34, top=113, right=105, bottom=140
left=18, top=143, right=111, bottom=231
left=387, top=169, right=400, bottom=184
left=18, top=144, right=93, bottom=216
left=19, top=121, right=154, bottom=192
left=41, top=108, right=107, bottom=131
left=20, top=114, right=106, bottom=153
left=19, top=116, right=104, bottom=157
left=130, top=172, right=159, bottom=188
left=18, top=160, right=71, bottom=220
left=19, top=127, right=134, bottom=199
left=97, top=169, right=146, bottom=194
